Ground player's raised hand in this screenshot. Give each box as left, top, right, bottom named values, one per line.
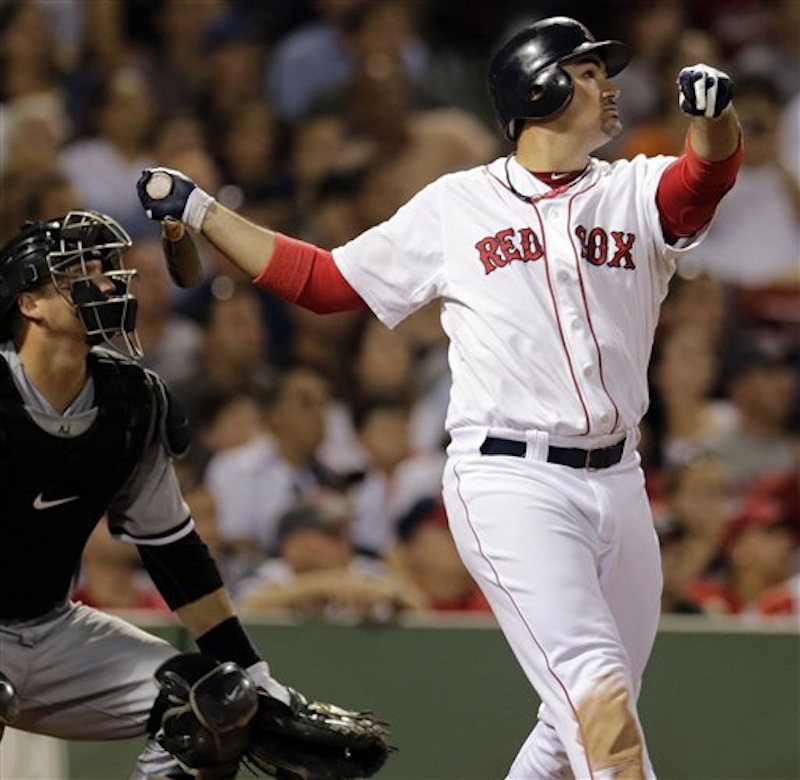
left=677, top=64, right=734, bottom=119
left=136, top=167, right=214, bottom=231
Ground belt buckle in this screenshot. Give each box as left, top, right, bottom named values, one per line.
left=585, top=448, right=599, bottom=471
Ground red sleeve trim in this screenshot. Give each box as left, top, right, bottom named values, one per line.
left=656, top=133, right=744, bottom=240
left=252, top=234, right=366, bottom=314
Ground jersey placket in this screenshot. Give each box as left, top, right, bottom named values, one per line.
left=538, top=198, right=617, bottom=436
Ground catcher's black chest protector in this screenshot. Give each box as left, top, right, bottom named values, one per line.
left=0, top=350, right=154, bottom=619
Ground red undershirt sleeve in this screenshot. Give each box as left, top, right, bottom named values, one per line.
left=656, top=133, right=744, bottom=243
left=252, top=233, right=367, bottom=314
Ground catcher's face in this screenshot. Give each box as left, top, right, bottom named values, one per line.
left=20, top=255, right=140, bottom=358
left=52, top=258, right=117, bottom=302
left=20, top=259, right=113, bottom=343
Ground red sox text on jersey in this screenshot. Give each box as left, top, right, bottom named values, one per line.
left=475, top=225, right=637, bottom=274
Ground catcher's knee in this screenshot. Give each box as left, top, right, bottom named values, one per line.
left=576, top=674, right=644, bottom=776
left=0, top=671, right=20, bottom=742
left=147, top=653, right=258, bottom=779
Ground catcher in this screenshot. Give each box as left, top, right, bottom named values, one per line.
left=0, top=210, right=390, bottom=780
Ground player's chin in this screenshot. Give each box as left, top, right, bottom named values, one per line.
left=601, top=115, right=623, bottom=139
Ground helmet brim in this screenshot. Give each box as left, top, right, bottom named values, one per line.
left=562, top=39, right=630, bottom=77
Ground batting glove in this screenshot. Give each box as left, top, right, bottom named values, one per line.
left=136, top=167, right=214, bottom=231
left=677, top=64, right=734, bottom=119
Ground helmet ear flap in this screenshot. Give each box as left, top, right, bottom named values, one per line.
left=530, top=64, right=574, bottom=118
left=509, top=66, right=574, bottom=140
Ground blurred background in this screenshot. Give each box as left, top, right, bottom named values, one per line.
left=0, top=0, right=797, bottom=777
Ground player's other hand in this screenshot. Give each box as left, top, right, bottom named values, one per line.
left=136, top=168, right=213, bottom=231
left=677, top=64, right=734, bottom=119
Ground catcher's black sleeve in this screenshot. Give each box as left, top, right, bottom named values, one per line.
left=138, top=530, right=223, bottom=610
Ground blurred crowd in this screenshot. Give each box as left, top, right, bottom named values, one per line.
left=1, top=0, right=798, bottom=623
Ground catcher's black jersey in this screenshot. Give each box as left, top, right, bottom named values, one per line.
left=0, top=350, right=155, bottom=619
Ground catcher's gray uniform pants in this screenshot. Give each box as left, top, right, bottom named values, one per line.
left=0, top=601, right=183, bottom=779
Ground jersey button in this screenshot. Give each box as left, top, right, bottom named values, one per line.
left=583, top=366, right=594, bottom=377
left=571, top=320, right=583, bottom=331
left=557, top=271, right=569, bottom=283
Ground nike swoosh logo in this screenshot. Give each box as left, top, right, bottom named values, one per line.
left=33, top=493, right=81, bottom=510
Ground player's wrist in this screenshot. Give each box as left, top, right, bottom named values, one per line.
left=246, top=660, right=291, bottom=705
left=195, top=615, right=260, bottom=667
left=183, top=187, right=214, bottom=232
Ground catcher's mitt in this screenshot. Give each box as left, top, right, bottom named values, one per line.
left=151, top=653, right=392, bottom=780
left=245, top=687, right=391, bottom=780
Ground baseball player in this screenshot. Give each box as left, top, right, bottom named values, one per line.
left=0, top=210, right=386, bottom=779
left=137, top=16, right=742, bottom=779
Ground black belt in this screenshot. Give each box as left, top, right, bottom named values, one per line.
left=480, top=436, right=626, bottom=470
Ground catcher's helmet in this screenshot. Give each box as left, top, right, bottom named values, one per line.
left=489, top=16, right=630, bottom=141
left=0, top=210, right=141, bottom=357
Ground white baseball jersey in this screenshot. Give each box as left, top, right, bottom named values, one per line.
left=333, top=153, right=709, bottom=779
left=333, top=154, right=701, bottom=442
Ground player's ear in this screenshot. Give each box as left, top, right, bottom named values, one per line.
left=17, top=290, right=46, bottom=322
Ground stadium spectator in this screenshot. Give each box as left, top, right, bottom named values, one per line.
left=169, top=278, right=274, bottom=437
left=780, top=89, right=800, bottom=182
left=237, top=499, right=422, bottom=620
left=706, top=337, right=797, bottom=486
left=194, top=6, right=268, bottom=132
left=657, top=272, right=729, bottom=346
left=755, top=573, right=800, bottom=617
left=20, top=171, right=83, bottom=223
left=288, top=109, right=353, bottom=228
left=657, top=453, right=738, bottom=612
left=204, top=365, right=344, bottom=565
left=647, top=323, right=734, bottom=467
left=733, top=0, right=800, bottom=98
left=657, top=519, right=701, bottom=614
left=0, top=1, right=71, bottom=236
left=151, top=112, right=209, bottom=167
left=345, top=394, right=445, bottom=556
left=145, top=0, right=225, bottom=115
left=266, top=0, right=428, bottom=123
left=336, top=314, right=454, bottom=464
left=683, top=488, right=797, bottom=616
left=387, top=497, right=491, bottom=613
left=0, top=1, right=64, bottom=107
left=60, top=64, right=159, bottom=238
left=180, top=385, right=264, bottom=478
left=214, top=98, right=285, bottom=209
left=395, top=300, right=452, bottom=454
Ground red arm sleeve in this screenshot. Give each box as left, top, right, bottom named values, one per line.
left=656, top=134, right=744, bottom=242
left=252, top=234, right=367, bottom=314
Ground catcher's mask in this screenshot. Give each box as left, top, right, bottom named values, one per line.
left=0, top=210, right=142, bottom=358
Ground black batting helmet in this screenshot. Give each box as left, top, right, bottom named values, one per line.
left=489, top=16, right=630, bottom=141
left=0, top=210, right=141, bottom=357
